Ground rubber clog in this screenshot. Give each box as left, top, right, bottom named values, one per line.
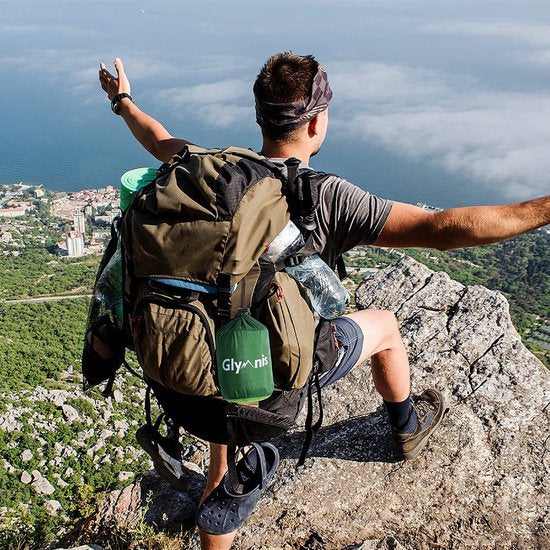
left=197, top=442, right=279, bottom=535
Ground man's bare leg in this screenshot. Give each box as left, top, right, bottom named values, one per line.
left=198, top=443, right=236, bottom=550
left=197, top=309, right=412, bottom=549
left=342, top=309, right=410, bottom=402
left=342, top=308, right=446, bottom=459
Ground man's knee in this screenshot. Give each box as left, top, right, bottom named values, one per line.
left=348, top=309, right=399, bottom=337
left=344, top=309, right=403, bottom=357
left=380, top=309, right=400, bottom=334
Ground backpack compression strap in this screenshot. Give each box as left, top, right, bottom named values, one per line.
left=336, top=256, right=347, bottom=280
left=283, top=158, right=319, bottom=232
left=216, top=273, right=233, bottom=326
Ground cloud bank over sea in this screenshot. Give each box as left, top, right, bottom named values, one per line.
left=0, top=1, right=549, bottom=201
left=330, top=61, right=550, bottom=200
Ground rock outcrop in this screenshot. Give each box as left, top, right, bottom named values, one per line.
left=76, top=257, right=550, bottom=549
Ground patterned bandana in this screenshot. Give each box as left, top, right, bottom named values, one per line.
left=254, top=66, right=333, bottom=131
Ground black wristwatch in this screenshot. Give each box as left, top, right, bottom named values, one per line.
left=111, top=93, right=133, bottom=115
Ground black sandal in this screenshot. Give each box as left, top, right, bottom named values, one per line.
left=135, top=416, right=193, bottom=492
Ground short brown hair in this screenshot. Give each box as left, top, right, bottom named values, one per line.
left=254, top=52, right=320, bottom=142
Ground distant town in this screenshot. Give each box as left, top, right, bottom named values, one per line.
left=0, top=181, right=548, bottom=360
left=0, top=183, right=120, bottom=257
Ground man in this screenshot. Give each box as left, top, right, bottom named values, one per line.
left=99, top=53, right=549, bottom=550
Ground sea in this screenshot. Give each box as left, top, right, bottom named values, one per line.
left=1, top=0, right=549, bottom=209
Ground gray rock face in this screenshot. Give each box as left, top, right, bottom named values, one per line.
left=31, top=470, right=56, bottom=496
left=83, top=468, right=205, bottom=540
left=80, top=257, right=549, bottom=549
left=54, top=545, right=103, bottom=550
left=61, top=404, right=80, bottom=424
left=20, top=449, right=32, bottom=462
left=20, top=470, right=32, bottom=484
left=32, top=477, right=56, bottom=496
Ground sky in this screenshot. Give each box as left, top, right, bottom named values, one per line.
left=1, top=0, right=550, bottom=206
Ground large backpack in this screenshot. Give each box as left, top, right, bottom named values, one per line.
left=84, top=145, right=339, bottom=468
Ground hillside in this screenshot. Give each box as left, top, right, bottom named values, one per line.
left=0, top=226, right=547, bottom=546
left=344, top=228, right=550, bottom=367
left=59, top=257, right=549, bottom=549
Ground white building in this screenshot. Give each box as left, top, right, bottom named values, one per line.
left=110, top=209, right=121, bottom=223
left=66, top=231, right=84, bottom=257
left=0, top=207, right=28, bottom=218
left=74, top=211, right=86, bottom=234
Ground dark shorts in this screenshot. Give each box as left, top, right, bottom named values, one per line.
left=317, top=316, right=364, bottom=389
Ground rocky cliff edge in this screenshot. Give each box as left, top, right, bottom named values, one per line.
left=69, top=256, right=549, bottom=550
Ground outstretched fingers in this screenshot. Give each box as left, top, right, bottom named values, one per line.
left=113, top=57, right=131, bottom=95
left=98, top=63, right=117, bottom=98
left=98, top=58, right=130, bottom=100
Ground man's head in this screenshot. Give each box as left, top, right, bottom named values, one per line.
left=254, top=52, right=332, bottom=153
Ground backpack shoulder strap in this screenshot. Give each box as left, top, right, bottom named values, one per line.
left=336, top=256, right=347, bottom=280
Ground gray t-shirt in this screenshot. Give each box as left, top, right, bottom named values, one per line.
left=270, top=159, right=393, bottom=267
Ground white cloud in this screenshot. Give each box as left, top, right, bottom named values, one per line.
left=0, top=24, right=42, bottom=33
left=150, top=78, right=253, bottom=128
left=423, top=21, right=550, bottom=47
left=330, top=62, right=455, bottom=105
left=0, top=22, right=97, bottom=37
left=0, top=49, right=95, bottom=87
left=330, top=62, right=550, bottom=199
left=195, top=103, right=254, bottom=129
left=522, top=49, right=550, bottom=66
left=0, top=48, right=256, bottom=109
left=155, top=79, right=250, bottom=104
left=423, top=20, right=550, bottom=69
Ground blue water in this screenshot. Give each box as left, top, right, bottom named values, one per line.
left=1, top=1, right=548, bottom=208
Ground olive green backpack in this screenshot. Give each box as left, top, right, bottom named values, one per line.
left=121, top=145, right=338, bottom=462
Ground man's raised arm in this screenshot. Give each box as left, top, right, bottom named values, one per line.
left=99, top=58, right=191, bottom=163
left=373, top=196, right=550, bottom=250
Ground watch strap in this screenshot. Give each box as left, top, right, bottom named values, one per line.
left=111, top=93, right=133, bottom=115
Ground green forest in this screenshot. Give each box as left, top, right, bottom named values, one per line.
left=0, top=300, right=88, bottom=391
left=0, top=248, right=97, bottom=300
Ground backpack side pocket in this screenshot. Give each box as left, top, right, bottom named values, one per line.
left=82, top=314, right=125, bottom=387
left=263, top=272, right=315, bottom=390
left=134, top=298, right=218, bottom=396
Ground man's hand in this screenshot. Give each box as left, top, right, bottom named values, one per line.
left=97, top=56, right=192, bottom=161
left=99, top=58, right=131, bottom=101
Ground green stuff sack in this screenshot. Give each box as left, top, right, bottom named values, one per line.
left=216, top=312, right=274, bottom=404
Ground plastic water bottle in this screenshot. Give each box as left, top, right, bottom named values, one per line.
left=263, top=221, right=349, bottom=319
left=94, top=244, right=124, bottom=327
left=262, top=220, right=305, bottom=262
left=286, top=255, right=349, bottom=319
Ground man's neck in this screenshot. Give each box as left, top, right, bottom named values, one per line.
left=260, top=141, right=311, bottom=164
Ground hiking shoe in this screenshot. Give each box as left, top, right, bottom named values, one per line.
left=393, top=389, right=447, bottom=461
left=197, top=442, right=279, bottom=535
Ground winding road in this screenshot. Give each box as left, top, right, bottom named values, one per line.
left=1, top=294, right=92, bottom=304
